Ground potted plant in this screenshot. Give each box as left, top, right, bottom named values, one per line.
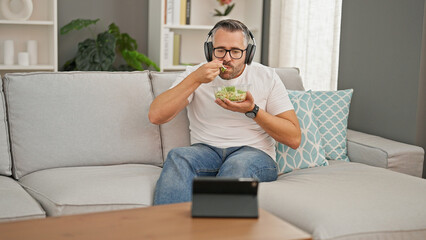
left=213, top=0, right=235, bottom=18
left=60, top=19, right=159, bottom=71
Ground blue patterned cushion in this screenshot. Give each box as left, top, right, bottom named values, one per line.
left=310, top=89, right=353, bottom=161
left=276, top=90, right=328, bottom=174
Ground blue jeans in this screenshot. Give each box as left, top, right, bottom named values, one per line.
left=153, top=143, right=278, bottom=205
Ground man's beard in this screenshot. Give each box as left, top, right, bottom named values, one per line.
left=219, top=61, right=245, bottom=80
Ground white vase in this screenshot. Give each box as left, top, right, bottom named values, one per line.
left=0, top=0, right=33, bottom=21
left=27, top=40, right=37, bottom=65
left=18, top=52, right=29, bottom=66
left=3, top=40, right=14, bottom=65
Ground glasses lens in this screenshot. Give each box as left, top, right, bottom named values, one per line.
left=230, top=49, right=243, bottom=59
left=214, top=49, right=226, bottom=58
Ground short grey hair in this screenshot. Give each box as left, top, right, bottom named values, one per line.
left=211, top=19, right=250, bottom=47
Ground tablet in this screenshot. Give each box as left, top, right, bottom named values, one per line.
left=191, top=177, right=259, bottom=218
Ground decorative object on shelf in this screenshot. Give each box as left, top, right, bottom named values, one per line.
left=3, top=40, right=14, bottom=65
left=0, top=0, right=33, bottom=21
left=60, top=19, right=160, bottom=71
left=213, top=0, right=234, bottom=17
left=18, top=52, right=29, bottom=66
left=27, top=40, right=37, bottom=65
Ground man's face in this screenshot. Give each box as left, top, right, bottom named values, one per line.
left=212, top=28, right=246, bottom=80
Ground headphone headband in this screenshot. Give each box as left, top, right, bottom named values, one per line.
left=205, top=29, right=256, bottom=47
left=204, top=23, right=256, bottom=65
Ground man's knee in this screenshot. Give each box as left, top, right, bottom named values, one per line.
left=217, top=158, right=254, bottom=178
left=218, top=151, right=278, bottom=181
left=165, top=148, right=191, bottom=169
left=167, top=147, right=186, bottom=159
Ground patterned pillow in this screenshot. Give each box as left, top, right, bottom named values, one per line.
left=276, top=90, right=328, bottom=174
left=310, top=89, right=353, bottom=161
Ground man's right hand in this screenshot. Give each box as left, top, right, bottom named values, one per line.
left=149, top=60, right=223, bottom=125
left=191, top=60, right=223, bottom=84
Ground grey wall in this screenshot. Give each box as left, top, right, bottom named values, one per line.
left=58, top=0, right=149, bottom=69
left=338, top=0, right=426, bottom=177
left=418, top=2, right=426, bottom=178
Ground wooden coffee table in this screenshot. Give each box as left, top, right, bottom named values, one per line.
left=0, top=202, right=311, bottom=240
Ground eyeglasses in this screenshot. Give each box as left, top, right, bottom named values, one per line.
left=213, top=47, right=246, bottom=59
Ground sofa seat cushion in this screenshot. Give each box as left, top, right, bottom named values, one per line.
left=0, top=176, right=45, bottom=222
left=18, top=164, right=162, bottom=217
left=259, top=160, right=426, bottom=240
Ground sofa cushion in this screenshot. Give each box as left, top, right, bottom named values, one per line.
left=310, top=89, right=353, bottom=161
left=274, top=67, right=305, bottom=91
left=259, top=160, right=426, bottom=240
left=276, top=90, right=328, bottom=174
left=150, top=72, right=191, bottom=164
left=18, top=164, right=162, bottom=217
left=4, top=72, right=163, bottom=178
left=0, top=176, right=45, bottom=222
left=0, top=86, right=12, bottom=176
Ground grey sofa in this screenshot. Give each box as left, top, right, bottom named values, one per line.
left=0, top=69, right=425, bottom=240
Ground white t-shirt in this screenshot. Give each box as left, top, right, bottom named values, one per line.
left=171, top=62, right=294, bottom=160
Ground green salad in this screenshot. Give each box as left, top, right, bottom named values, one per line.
left=214, top=86, right=247, bottom=102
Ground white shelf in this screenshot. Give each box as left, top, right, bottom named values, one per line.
left=0, top=65, right=55, bottom=70
left=148, top=0, right=263, bottom=72
left=165, top=25, right=213, bottom=30
left=163, top=65, right=190, bottom=71
left=165, top=24, right=259, bottom=32
left=0, top=0, right=57, bottom=77
left=166, top=24, right=259, bottom=32
left=0, top=20, right=54, bottom=25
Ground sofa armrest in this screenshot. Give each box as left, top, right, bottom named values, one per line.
left=347, top=129, right=425, bottom=177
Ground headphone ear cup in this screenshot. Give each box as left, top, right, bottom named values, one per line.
left=204, top=42, right=213, bottom=62
left=245, top=44, right=256, bottom=65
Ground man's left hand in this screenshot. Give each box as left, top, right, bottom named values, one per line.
left=215, top=91, right=255, bottom=113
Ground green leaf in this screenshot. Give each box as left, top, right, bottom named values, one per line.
left=108, top=23, right=120, bottom=39
left=62, top=58, right=76, bottom=71
left=60, top=19, right=100, bottom=35
left=213, top=9, right=223, bottom=16
left=122, top=50, right=160, bottom=71
left=224, top=3, right=235, bottom=16
left=75, top=32, right=116, bottom=71
left=117, top=33, right=138, bottom=52
left=108, top=23, right=138, bottom=52
left=225, top=86, right=235, bottom=92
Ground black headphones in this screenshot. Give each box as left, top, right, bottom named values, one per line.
left=204, top=26, right=256, bottom=65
